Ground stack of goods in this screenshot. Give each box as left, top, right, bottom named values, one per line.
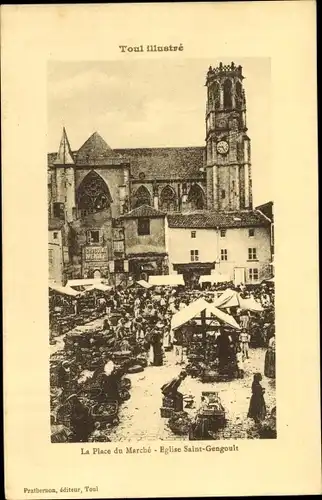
left=259, top=406, right=276, bottom=439
left=50, top=315, right=77, bottom=336
left=198, top=392, right=226, bottom=430
left=135, top=354, right=148, bottom=368
left=160, top=395, right=175, bottom=418
left=217, top=358, right=238, bottom=381
left=167, top=411, right=192, bottom=435
left=51, top=424, right=73, bottom=443
left=91, top=401, right=119, bottom=425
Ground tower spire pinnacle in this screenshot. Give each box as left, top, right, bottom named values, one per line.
left=54, top=127, right=74, bottom=165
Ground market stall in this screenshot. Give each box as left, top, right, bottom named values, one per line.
left=199, top=272, right=230, bottom=285
left=149, top=274, right=185, bottom=287
left=49, top=284, right=83, bottom=337
left=213, top=288, right=264, bottom=312
left=136, top=279, right=153, bottom=289
left=171, top=298, right=240, bottom=382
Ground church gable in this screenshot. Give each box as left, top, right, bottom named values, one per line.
left=76, top=131, right=123, bottom=165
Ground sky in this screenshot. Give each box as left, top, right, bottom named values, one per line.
left=47, top=57, right=271, bottom=206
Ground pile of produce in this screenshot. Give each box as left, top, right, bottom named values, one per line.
left=168, top=411, right=192, bottom=435
left=91, top=401, right=119, bottom=424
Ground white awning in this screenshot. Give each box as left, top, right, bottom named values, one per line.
left=171, top=297, right=240, bottom=330
left=213, top=288, right=263, bottom=312
left=149, top=274, right=185, bottom=286
left=199, top=272, right=230, bottom=284
left=67, top=278, right=104, bottom=288
left=49, top=284, right=81, bottom=297
left=86, top=283, right=113, bottom=292
left=136, top=280, right=153, bottom=289
left=213, top=288, right=239, bottom=308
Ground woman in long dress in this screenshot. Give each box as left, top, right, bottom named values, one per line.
left=264, top=334, right=276, bottom=378
left=151, top=330, right=163, bottom=366
left=247, top=373, right=266, bottom=424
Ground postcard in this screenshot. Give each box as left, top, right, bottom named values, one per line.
left=2, top=2, right=320, bottom=498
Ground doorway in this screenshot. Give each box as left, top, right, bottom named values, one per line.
left=93, top=269, right=101, bottom=279
left=234, top=267, right=245, bottom=286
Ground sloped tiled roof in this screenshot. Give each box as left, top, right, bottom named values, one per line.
left=75, top=132, right=124, bottom=165
left=167, top=210, right=270, bottom=229
left=114, top=146, right=205, bottom=180
left=48, top=131, right=205, bottom=180
left=120, top=204, right=166, bottom=219
left=256, top=201, right=274, bottom=222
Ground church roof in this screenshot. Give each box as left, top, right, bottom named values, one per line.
left=114, top=146, right=205, bottom=180
left=167, top=210, right=271, bottom=229
left=48, top=131, right=205, bottom=180
left=120, top=204, right=166, bottom=219
left=53, top=127, right=75, bottom=165
left=75, top=132, right=124, bottom=165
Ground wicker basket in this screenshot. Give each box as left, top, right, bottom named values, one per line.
left=160, top=407, right=174, bottom=418
left=91, top=401, right=119, bottom=424
left=168, top=414, right=192, bottom=435
left=119, top=377, right=131, bottom=390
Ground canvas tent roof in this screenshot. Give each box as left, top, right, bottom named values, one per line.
left=171, top=298, right=240, bottom=330
left=213, top=289, right=263, bottom=312
left=49, top=284, right=81, bottom=297
left=199, top=272, right=230, bottom=284
left=136, top=280, right=153, bottom=289
left=86, top=283, right=112, bottom=292
left=149, top=274, right=185, bottom=286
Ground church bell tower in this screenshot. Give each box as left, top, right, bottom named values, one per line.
left=205, top=62, right=252, bottom=211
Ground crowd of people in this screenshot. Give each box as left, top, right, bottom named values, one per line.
left=51, top=278, right=276, bottom=441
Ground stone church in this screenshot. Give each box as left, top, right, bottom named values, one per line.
left=48, top=62, right=272, bottom=284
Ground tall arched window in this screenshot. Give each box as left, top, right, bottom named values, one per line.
left=235, top=80, right=243, bottom=109
left=160, top=185, right=177, bottom=211
left=77, top=170, right=112, bottom=217
left=132, top=185, right=152, bottom=208
left=223, top=79, right=233, bottom=109
left=214, top=81, right=220, bottom=109
left=187, top=184, right=205, bottom=210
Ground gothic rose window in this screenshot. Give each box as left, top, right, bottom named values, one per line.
left=77, top=170, right=112, bottom=217
left=160, top=185, right=177, bottom=211
left=132, top=185, right=152, bottom=209
left=187, top=184, right=205, bottom=210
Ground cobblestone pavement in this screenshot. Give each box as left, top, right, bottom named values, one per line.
left=109, top=348, right=276, bottom=442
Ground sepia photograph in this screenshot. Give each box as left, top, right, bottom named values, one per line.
left=3, top=2, right=319, bottom=498
left=48, top=58, right=276, bottom=443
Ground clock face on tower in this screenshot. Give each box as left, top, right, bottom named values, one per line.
left=217, top=140, right=229, bottom=155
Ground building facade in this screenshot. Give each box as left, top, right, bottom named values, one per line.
left=120, top=205, right=168, bottom=281
left=167, top=212, right=271, bottom=285
left=48, top=219, right=64, bottom=284
left=48, top=62, right=272, bottom=284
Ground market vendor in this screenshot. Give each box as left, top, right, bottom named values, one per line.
left=57, top=361, right=71, bottom=394
left=215, top=329, right=234, bottom=370
left=97, top=357, right=120, bottom=401
left=161, top=370, right=187, bottom=412
left=66, top=394, right=94, bottom=442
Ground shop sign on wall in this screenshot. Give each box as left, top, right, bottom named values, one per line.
left=84, top=246, right=108, bottom=261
